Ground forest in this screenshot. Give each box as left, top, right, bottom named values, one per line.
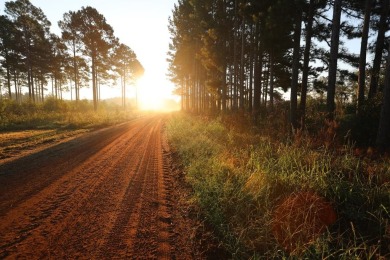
left=0, top=0, right=144, bottom=114
left=167, top=0, right=390, bottom=150
left=165, top=0, right=390, bottom=258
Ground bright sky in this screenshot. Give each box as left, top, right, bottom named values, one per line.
left=21, top=0, right=179, bottom=110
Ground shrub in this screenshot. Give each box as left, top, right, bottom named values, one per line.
left=2, top=99, right=38, bottom=116
left=71, top=99, right=94, bottom=112
left=43, top=97, right=68, bottom=112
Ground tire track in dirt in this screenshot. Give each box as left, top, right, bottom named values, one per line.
left=0, top=115, right=199, bottom=259
left=0, top=118, right=147, bottom=212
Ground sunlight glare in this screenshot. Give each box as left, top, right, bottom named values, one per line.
left=136, top=74, right=173, bottom=111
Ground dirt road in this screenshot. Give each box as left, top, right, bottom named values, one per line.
left=0, top=115, right=202, bottom=259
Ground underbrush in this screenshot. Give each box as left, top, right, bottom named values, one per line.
left=166, top=113, right=390, bottom=259
left=0, top=98, right=135, bottom=131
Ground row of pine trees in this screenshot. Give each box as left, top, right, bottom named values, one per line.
left=167, top=0, right=390, bottom=149
left=0, top=0, right=144, bottom=110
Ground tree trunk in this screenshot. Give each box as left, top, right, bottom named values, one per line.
left=16, top=72, right=21, bottom=103
left=249, top=25, right=254, bottom=113
left=299, top=0, right=315, bottom=127
left=263, top=60, right=269, bottom=108
left=14, top=70, right=19, bottom=103
left=180, top=78, right=184, bottom=111
left=186, top=77, right=190, bottom=111
left=27, top=43, right=32, bottom=101
left=240, top=19, right=245, bottom=111
left=368, top=0, right=389, bottom=99
left=6, top=65, right=12, bottom=100
left=123, top=66, right=126, bottom=109
left=73, top=40, right=79, bottom=102
left=59, top=80, right=61, bottom=99
left=327, top=0, right=342, bottom=120
left=120, top=75, right=122, bottom=108
left=31, top=70, right=35, bottom=103
left=233, top=0, right=238, bottom=112
left=376, top=42, right=390, bottom=151
left=92, top=54, right=97, bottom=111
left=41, top=80, right=44, bottom=102
left=28, top=68, right=32, bottom=100
left=222, top=68, right=227, bottom=113
left=228, top=64, right=232, bottom=110
left=291, top=6, right=303, bottom=130
left=51, top=77, right=54, bottom=97
left=269, top=52, right=274, bottom=110
left=253, top=22, right=262, bottom=119
left=357, top=0, right=372, bottom=113
left=54, top=79, right=57, bottom=98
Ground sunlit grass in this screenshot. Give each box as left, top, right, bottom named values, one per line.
left=166, top=112, right=390, bottom=259
left=0, top=129, right=88, bottom=160
left=0, top=98, right=136, bottom=131
left=0, top=98, right=137, bottom=160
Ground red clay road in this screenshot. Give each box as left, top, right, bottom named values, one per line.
left=0, top=115, right=202, bottom=259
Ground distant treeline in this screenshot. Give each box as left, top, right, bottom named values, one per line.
left=0, top=0, right=144, bottom=110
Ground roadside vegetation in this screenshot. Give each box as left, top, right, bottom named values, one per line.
left=0, top=97, right=136, bottom=160
left=0, top=97, right=135, bottom=131
left=167, top=1, right=390, bottom=257
left=167, top=112, right=390, bottom=259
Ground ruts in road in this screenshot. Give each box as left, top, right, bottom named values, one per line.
left=0, top=115, right=200, bottom=259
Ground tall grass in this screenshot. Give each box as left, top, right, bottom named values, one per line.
left=166, top=113, right=390, bottom=259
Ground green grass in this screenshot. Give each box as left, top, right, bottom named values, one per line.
left=166, top=112, right=390, bottom=259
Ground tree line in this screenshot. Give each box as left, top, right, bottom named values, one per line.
left=0, top=0, right=144, bottom=111
left=167, top=0, right=390, bottom=149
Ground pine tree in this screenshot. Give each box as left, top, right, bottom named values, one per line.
left=72, top=6, right=116, bottom=111
left=327, top=0, right=343, bottom=120
left=376, top=42, right=390, bottom=150
left=368, top=0, right=389, bottom=98
left=5, top=0, right=51, bottom=102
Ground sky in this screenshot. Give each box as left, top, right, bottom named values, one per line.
left=2, top=0, right=179, bottom=109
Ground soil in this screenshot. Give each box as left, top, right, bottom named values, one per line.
left=0, top=115, right=214, bottom=259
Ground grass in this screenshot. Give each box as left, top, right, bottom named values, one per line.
left=0, top=98, right=136, bottom=131
left=0, top=98, right=137, bottom=160
left=0, top=129, right=88, bottom=160
left=166, top=112, right=390, bottom=259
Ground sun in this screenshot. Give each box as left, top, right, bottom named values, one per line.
left=136, top=73, right=175, bottom=111
left=136, top=76, right=162, bottom=110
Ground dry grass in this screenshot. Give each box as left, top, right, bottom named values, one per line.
left=272, top=191, right=337, bottom=255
